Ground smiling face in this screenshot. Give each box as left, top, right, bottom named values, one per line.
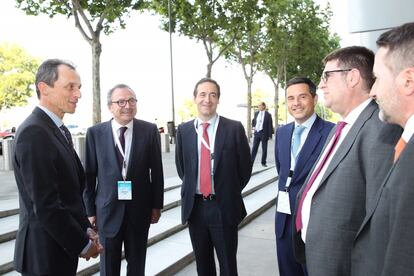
left=194, top=81, right=219, bottom=121
left=109, top=87, right=137, bottom=125
left=38, top=64, right=81, bottom=119
left=286, top=83, right=317, bottom=124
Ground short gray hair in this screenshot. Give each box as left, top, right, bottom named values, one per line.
left=107, top=84, right=136, bottom=106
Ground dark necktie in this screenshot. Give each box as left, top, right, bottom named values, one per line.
left=394, top=137, right=406, bottom=162
left=60, top=125, right=73, bottom=148
left=200, top=123, right=212, bottom=197
left=295, top=121, right=347, bottom=232
left=116, top=126, right=128, bottom=168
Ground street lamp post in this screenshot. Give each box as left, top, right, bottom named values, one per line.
left=168, top=0, right=176, bottom=134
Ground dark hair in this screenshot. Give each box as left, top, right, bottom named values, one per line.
left=259, top=102, right=266, bottom=108
left=376, top=22, right=414, bottom=74
left=35, top=59, right=76, bottom=98
left=286, top=77, right=317, bottom=97
left=193, top=78, right=221, bottom=99
left=323, top=46, right=375, bottom=89
left=107, top=84, right=135, bottom=106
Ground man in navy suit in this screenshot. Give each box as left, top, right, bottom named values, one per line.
left=251, top=102, right=273, bottom=166
left=275, top=77, right=334, bottom=276
left=83, top=84, right=164, bottom=276
left=175, top=78, right=252, bottom=276
left=13, top=59, right=102, bottom=276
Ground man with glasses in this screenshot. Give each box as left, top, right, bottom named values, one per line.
left=292, top=46, right=401, bottom=276
left=83, top=84, right=164, bottom=275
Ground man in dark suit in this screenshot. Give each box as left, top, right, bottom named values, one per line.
left=251, top=102, right=273, bottom=166
left=175, top=78, right=252, bottom=276
left=13, top=59, right=102, bottom=276
left=275, top=77, right=334, bottom=276
left=292, top=46, right=402, bottom=276
left=83, top=84, right=164, bottom=276
left=352, top=22, right=414, bottom=276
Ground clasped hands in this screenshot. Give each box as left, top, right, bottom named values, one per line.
left=80, top=218, right=104, bottom=260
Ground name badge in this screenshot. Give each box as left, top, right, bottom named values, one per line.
left=118, top=181, right=132, bottom=200
left=277, top=191, right=291, bottom=214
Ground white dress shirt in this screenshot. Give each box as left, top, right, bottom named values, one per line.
left=111, top=119, right=134, bottom=179
left=301, top=99, right=372, bottom=242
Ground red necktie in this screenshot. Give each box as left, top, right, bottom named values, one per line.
left=295, top=121, right=347, bottom=232
left=200, top=123, right=212, bottom=197
left=394, top=137, right=406, bottom=162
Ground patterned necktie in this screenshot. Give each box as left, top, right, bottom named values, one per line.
left=116, top=126, right=128, bottom=168
left=292, top=125, right=305, bottom=158
left=200, top=123, right=212, bottom=197
left=60, top=125, right=73, bottom=148
left=295, top=121, right=347, bottom=232
left=394, top=137, right=406, bottom=162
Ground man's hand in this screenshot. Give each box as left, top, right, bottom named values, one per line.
left=81, top=240, right=103, bottom=261
left=88, top=216, right=97, bottom=231
left=151, top=209, right=161, bottom=224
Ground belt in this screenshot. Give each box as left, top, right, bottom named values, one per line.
left=195, top=194, right=216, bottom=201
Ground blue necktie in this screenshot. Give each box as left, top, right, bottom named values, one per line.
left=291, top=125, right=305, bottom=158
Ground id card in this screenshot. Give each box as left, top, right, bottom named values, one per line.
left=117, top=181, right=132, bottom=200
left=277, top=191, right=291, bottom=214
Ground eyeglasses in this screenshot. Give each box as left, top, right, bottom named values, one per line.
left=321, top=69, right=353, bottom=83
left=111, top=98, right=137, bottom=107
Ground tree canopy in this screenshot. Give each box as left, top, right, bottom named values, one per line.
left=0, top=43, right=39, bottom=110
left=16, top=0, right=147, bottom=124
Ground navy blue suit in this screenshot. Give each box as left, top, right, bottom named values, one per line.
left=176, top=116, right=252, bottom=276
left=275, top=116, right=334, bottom=276
left=251, top=110, right=273, bottom=165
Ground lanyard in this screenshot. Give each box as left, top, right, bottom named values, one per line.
left=114, top=130, right=128, bottom=180
left=194, top=115, right=220, bottom=173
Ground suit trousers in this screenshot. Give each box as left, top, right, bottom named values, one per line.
left=275, top=213, right=308, bottom=276
left=100, top=209, right=150, bottom=276
left=251, top=131, right=268, bottom=165
left=188, top=196, right=239, bottom=276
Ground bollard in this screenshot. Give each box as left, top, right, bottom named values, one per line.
left=2, top=139, right=14, bottom=171
left=160, top=133, right=170, bottom=153
left=73, top=136, right=86, bottom=166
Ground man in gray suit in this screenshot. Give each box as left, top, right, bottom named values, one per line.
left=292, top=46, right=402, bottom=275
left=352, top=22, right=414, bottom=276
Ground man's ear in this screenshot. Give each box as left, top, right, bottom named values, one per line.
left=400, top=67, right=414, bottom=96
left=37, top=82, right=49, bottom=97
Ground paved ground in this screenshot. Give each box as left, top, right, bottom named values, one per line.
left=0, top=138, right=279, bottom=275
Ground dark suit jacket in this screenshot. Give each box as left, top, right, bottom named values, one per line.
left=13, top=107, right=90, bottom=275
left=352, top=135, right=414, bottom=276
left=292, top=101, right=402, bottom=276
left=252, top=110, right=273, bottom=139
left=275, top=116, right=334, bottom=238
left=175, top=116, right=252, bottom=225
left=83, top=118, right=164, bottom=238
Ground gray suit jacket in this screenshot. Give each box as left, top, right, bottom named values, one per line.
left=292, top=101, right=402, bottom=276
left=352, top=135, right=414, bottom=276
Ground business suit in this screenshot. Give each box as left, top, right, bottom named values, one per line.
left=176, top=116, right=252, bottom=276
left=352, top=134, right=414, bottom=276
left=292, top=101, right=402, bottom=275
left=83, top=118, right=164, bottom=275
left=13, top=107, right=90, bottom=275
left=275, top=115, right=334, bottom=276
left=251, top=110, right=273, bottom=165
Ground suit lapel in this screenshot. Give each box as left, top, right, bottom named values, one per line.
left=318, top=101, right=377, bottom=188
left=102, top=120, right=121, bottom=175
left=213, top=117, right=226, bottom=173
left=294, top=117, right=323, bottom=181
left=280, top=123, right=294, bottom=171
left=126, top=119, right=140, bottom=177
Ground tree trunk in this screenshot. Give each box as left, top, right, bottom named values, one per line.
left=92, top=40, right=102, bottom=124
left=206, top=62, right=212, bottom=78
left=246, top=78, right=252, bottom=139
left=272, top=79, right=279, bottom=130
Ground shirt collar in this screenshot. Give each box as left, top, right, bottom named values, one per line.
left=111, top=118, right=134, bottom=132
left=342, top=98, right=372, bottom=126
left=37, top=105, right=64, bottom=128
left=196, top=114, right=218, bottom=128
left=402, top=114, right=414, bottom=142
left=295, top=113, right=317, bottom=129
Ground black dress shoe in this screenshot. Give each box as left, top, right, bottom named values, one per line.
left=262, top=164, right=267, bottom=167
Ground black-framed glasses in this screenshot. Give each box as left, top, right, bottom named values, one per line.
left=111, top=98, right=137, bottom=107
left=321, top=69, right=353, bottom=83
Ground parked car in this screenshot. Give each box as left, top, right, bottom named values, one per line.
left=66, top=124, right=86, bottom=136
